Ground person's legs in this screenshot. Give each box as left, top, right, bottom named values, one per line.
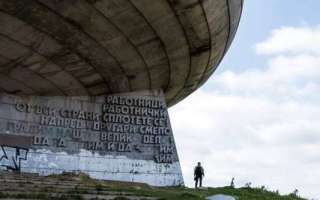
left=195, top=178, right=197, bottom=188
left=195, top=177, right=199, bottom=188
left=199, top=176, right=202, bottom=187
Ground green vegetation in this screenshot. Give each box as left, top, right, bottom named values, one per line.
left=0, top=172, right=308, bottom=200
left=75, top=174, right=307, bottom=200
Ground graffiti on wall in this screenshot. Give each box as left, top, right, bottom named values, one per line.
left=0, top=146, right=29, bottom=171
left=0, top=133, right=31, bottom=171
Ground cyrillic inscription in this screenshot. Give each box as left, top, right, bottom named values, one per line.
left=0, top=93, right=177, bottom=163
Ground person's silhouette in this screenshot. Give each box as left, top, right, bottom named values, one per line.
left=230, top=177, right=235, bottom=188
left=194, top=162, right=204, bottom=188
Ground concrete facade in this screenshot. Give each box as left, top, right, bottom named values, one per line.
left=0, top=91, right=184, bottom=186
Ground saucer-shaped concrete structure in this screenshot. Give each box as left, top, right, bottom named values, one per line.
left=0, top=0, right=242, bottom=106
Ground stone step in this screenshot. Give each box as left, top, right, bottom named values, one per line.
left=0, top=172, right=74, bottom=181
left=0, top=175, right=75, bottom=182
left=0, top=180, right=81, bottom=187
left=0, top=187, right=135, bottom=196
left=0, top=191, right=156, bottom=200
left=0, top=171, right=158, bottom=200
left=0, top=199, right=39, bottom=200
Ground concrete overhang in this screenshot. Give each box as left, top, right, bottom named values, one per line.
left=0, top=0, right=243, bottom=106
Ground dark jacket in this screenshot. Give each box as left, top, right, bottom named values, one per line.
left=194, top=166, right=204, bottom=177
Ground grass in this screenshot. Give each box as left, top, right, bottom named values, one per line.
left=0, top=186, right=307, bottom=200
left=76, top=175, right=308, bottom=200
left=0, top=172, right=308, bottom=200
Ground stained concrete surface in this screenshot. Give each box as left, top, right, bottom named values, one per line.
left=0, top=0, right=243, bottom=106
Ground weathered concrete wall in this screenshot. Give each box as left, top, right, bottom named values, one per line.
left=0, top=0, right=243, bottom=106
left=0, top=91, right=184, bottom=186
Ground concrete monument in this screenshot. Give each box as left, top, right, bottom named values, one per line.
left=0, top=0, right=243, bottom=186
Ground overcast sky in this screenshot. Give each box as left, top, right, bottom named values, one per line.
left=169, top=1, right=320, bottom=199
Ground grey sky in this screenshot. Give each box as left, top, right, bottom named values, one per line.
left=169, top=1, right=320, bottom=199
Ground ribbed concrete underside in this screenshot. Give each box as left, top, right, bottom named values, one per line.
left=0, top=0, right=242, bottom=106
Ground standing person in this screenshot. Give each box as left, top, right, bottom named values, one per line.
left=194, top=162, right=204, bottom=188
left=230, top=177, right=235, bottom=188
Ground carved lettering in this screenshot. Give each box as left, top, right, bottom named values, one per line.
left=118, top=143, right=132, bottom=152
left=15, top=103, right=56, bottom=116
left=143, top=135, right=161, bottom=144
left=72, top=129, right=83, bottom=139
left=33, top=136, right=49, bottom=146
left=57, top=138, right=66, bottom=148
left=155, top=154, right=173, bottom=163
left=160, top=145, right=174, bottom=154
left=101, top=132, right=132, bottom=143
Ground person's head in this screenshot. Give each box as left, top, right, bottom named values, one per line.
left=197, top=162, right=201, bottom=166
